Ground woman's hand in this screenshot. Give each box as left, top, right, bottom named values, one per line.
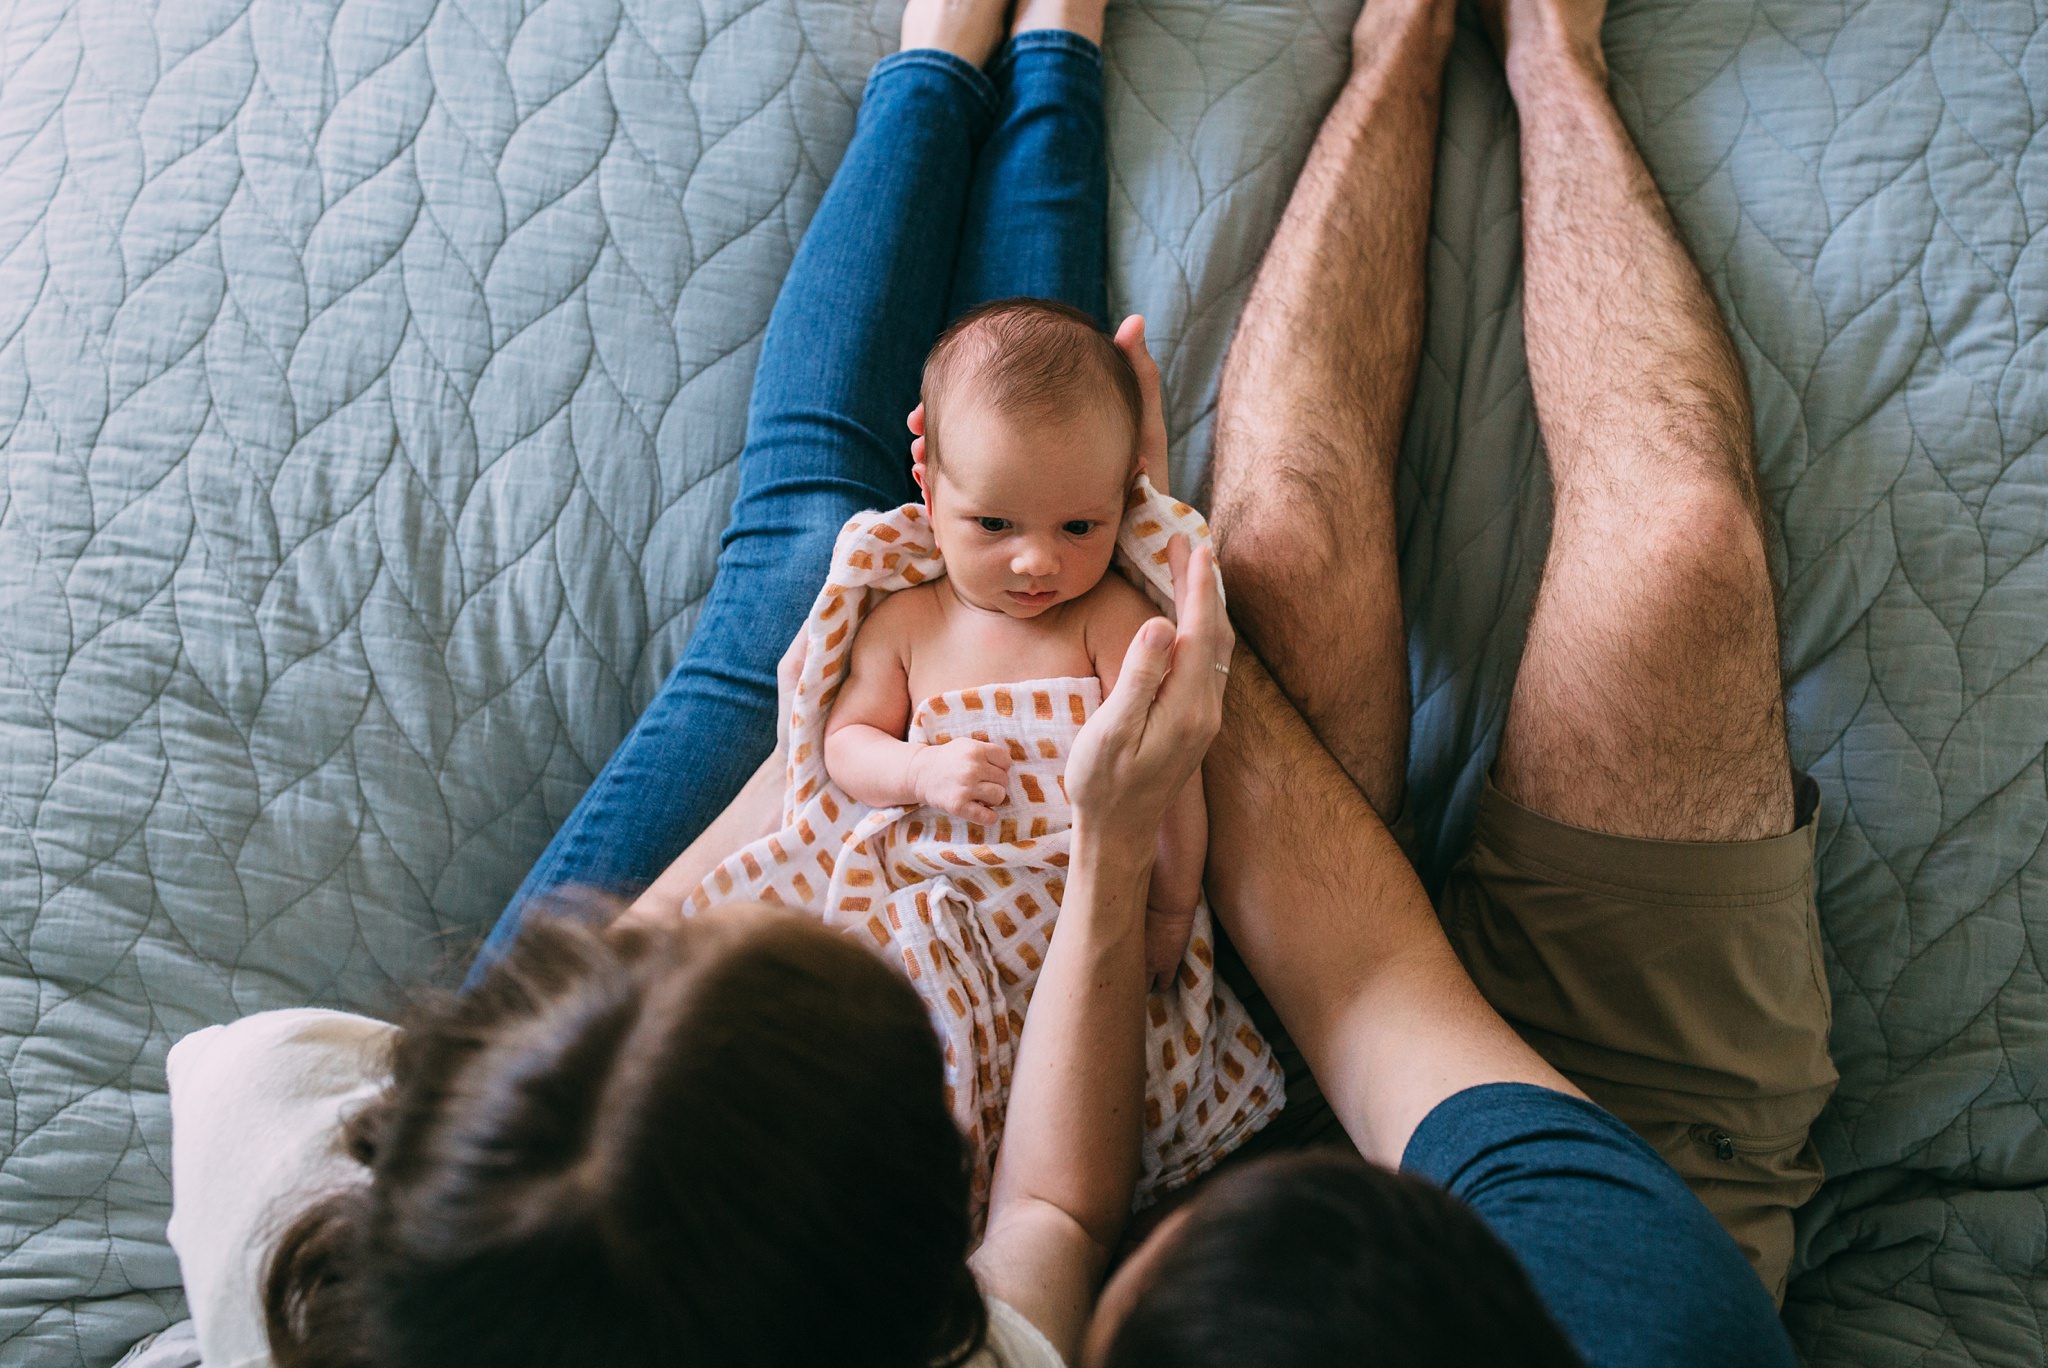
left=1067, top=535, right=1231, bottom=848
left=775, top=628, right=805, bottom=755
left=1113, top=315, right=1171, bottom=496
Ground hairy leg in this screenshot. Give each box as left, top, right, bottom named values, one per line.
left=1207, top=0, right=1456, bottom=821
left=1487, top=0, right=1793, bottom=842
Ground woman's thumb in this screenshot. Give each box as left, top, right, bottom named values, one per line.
left=1109, top=618, right=1174, bottom=712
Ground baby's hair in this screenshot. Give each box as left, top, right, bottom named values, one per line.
left=920, top=298, right=1142, bottom=472
left=262, top=899, right=987, bottom=1368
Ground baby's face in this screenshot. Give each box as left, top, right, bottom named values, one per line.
left=921, top=396, right=1133, bottom=619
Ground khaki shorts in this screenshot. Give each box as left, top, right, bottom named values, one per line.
left=1216, top=774, right=1837, bottom=1306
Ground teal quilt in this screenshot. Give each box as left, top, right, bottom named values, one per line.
left=2, top=1, right=2041, bottom=1363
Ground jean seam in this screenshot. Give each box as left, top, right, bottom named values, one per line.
left=996, top=29, right=1104, bottom=72
left=870, top=49, right=1000, bottom=121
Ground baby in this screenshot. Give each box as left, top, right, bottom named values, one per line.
left=681, top=298, right=1283, bottom=1213
left=823, top=298, right=1204, bottom=984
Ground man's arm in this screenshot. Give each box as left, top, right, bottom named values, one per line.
left=1202, top=647, right=1580, bottom=1168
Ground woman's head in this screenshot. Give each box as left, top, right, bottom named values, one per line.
left=1083, top=1148, right=1586, bottom=1368
left=265, top=901, right=985, bottom=1368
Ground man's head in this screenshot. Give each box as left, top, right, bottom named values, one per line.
left=1083, top=1149, right=1586, bottom=1368
left=916, top=299, right=1142, bottom=619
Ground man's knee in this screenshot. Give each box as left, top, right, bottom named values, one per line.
left=1212, top=457, right=1358, bottom=603
left=1631, top=485, right=1777, bottom=626
left=1554, top=479, right=1773, bottom=630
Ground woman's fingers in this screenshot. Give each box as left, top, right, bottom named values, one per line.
left=1066, top=617, right=1173, bottom=819
left=1113, top=314, right=1171, bottom=496
left=1067, top=537, right=1232, bottom=835
left=775, top=630, right=808, bottom=751
left=907, top=404, right=928, bottom=471
left=1160, top=539, right=1232, bottom=727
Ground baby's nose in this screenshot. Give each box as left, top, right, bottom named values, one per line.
left=1013, top=541, right=1059, bottom=577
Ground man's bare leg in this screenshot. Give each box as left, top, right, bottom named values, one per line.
left=1487, top=0, right=1794, bottom=842
left=1207, top=0, right=1456, bottom=822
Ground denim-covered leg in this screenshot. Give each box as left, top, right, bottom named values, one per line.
left=470, top=52, right=1000, bottom=981
left=947, top=31, right=1110, bottom=323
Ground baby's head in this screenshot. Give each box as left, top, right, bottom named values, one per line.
left=917, top=299, right=1143, bottom=618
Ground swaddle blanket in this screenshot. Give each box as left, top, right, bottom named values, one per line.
left=686, top=476, right=1285, bottom=1214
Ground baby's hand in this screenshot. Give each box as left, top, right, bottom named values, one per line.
left=911, top=738, right=1013, bottom=824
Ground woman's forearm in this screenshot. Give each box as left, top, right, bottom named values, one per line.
left=620, top=750, right=785, bottom=926
left=1203, top=647, right=1576, bottom=1167
left=985, top=823, right=1152, bottom=1255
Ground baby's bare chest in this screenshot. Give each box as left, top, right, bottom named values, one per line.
left=902, top=611, right=1099, bottom=706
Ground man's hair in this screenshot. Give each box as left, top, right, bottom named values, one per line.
left=262, top=900, right=986, bottom=1368
left=919, top=297, right=1141, bottom=471
left=1107, top=1149, right=1586, bottom=1368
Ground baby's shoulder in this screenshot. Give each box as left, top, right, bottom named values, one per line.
left=1078, top=573, right=1158, bottom=655
left=858, top=583, right=944, bottom=648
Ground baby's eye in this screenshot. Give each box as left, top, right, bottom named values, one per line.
left=1063, top=520, right=1096, bottom=536
left=975, top=517, right=1011, bottom=533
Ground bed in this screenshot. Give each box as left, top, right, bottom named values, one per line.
left=2, top=0, right=2041, bottom=1362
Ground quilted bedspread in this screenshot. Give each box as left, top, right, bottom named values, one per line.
left=0, top=0, right=2041, bottom=1363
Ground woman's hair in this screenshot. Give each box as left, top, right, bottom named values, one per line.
left=1106, top=1148, right=1586, bottom=1368
left=263, top=900, right=986, bottom=1368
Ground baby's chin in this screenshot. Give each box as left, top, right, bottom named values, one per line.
left=956, top=582, right=1068, bottom=618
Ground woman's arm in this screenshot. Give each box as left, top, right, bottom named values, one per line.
left=619, top=632, right=810, bottom=928
left=619, top=751, right=786, bottom=927
left=974, top=537, right=1231, bottom=1361
left=1202, top=649, right=1580, bottom=1168
left=970, top=818, right=1152, bottom=1354
left=1086, top=573, right=1203, bottom=983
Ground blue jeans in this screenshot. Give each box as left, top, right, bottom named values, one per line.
left=471, top=34, right=1110, bottom=980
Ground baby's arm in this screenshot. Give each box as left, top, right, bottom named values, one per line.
left=1149, top=770, right=1209, bottom=981
left=823, top=596, right=1012, bottom=821
left=1086, top=578, right=1207, bottom=985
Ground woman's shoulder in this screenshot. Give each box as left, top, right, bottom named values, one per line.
left=167, top=1009, right=395, bottom=1368
left=169, top=1008, right=396, bottom=1102
left=964, top=1295, right=1068, bottom=1368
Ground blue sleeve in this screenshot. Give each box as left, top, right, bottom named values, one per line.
left=1401, top=1083, right=1795, bottom=1368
